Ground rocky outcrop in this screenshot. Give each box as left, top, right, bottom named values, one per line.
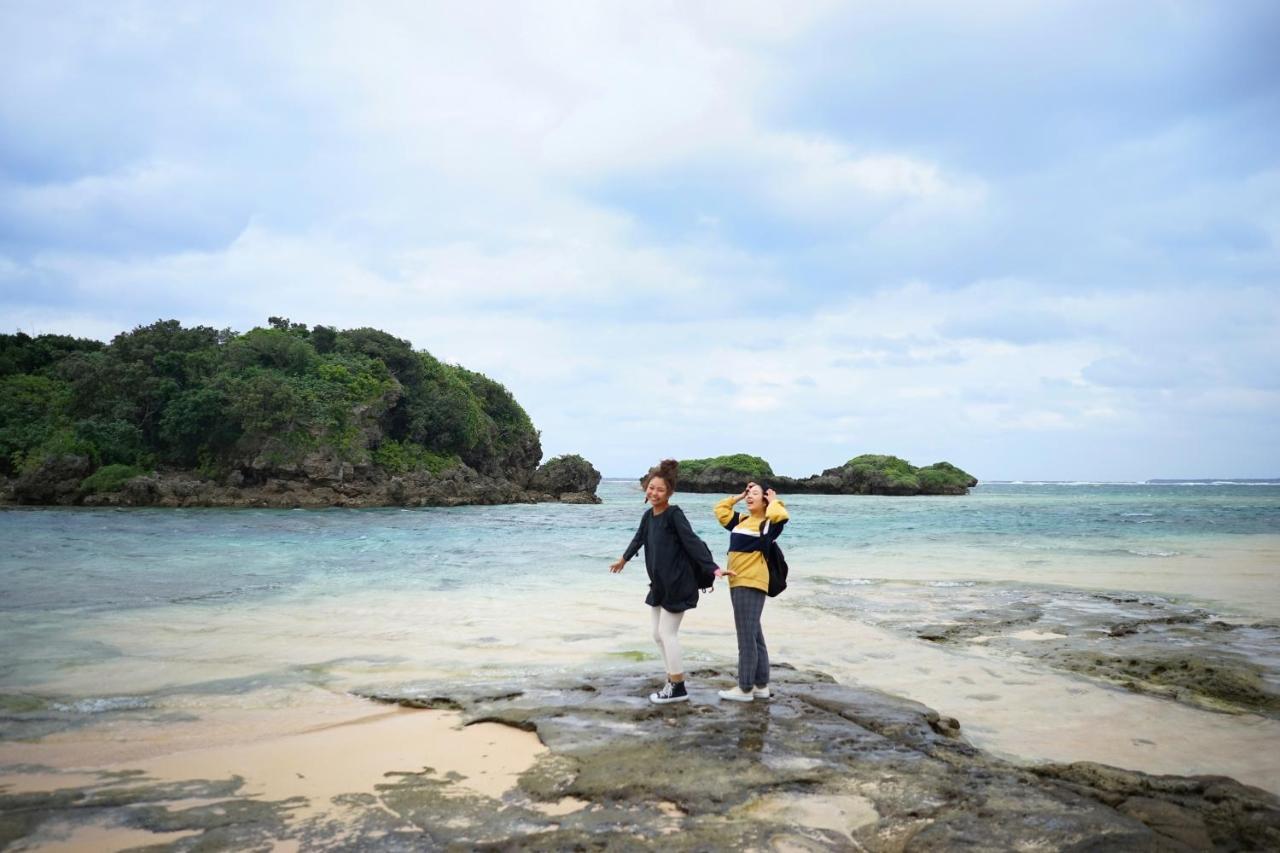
left=670, top=454, right=979, bottom=496
left=528, top=454, right=602, bottom=504
left=350, top=666, right=1279, bottom=850
left=823, top=579, right=1280, bottom=719
left=58, top=463, right=593, bottom=509
left=11, top=454, right=93, bottom=504
left=3, top=666, right=1275, bottom=849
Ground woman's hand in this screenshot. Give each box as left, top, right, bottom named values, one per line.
left=714, top=566, right=736, bottom=578
left=732, top=489, right=748, bottom=504
left=765, top=488, right=777, bottom=502
left=609, top=558, right=626, bottom=573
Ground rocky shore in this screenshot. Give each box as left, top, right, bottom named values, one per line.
left=4, top=667, right=1275, bottom=850
left=0, top=452, right=602, bottom=508
left=806, top=578, right=1280, bottom=719
left=0, top=322, right=605, bottom=510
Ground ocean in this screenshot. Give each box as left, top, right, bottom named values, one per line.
left=3, top=480, right=1277, bottom=618
left=2, top=480, right=1278, bottom=793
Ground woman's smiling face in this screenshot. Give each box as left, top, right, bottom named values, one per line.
left=646, top=475, right=671, bottom=507
left=745, top=483, right=765, bottom=512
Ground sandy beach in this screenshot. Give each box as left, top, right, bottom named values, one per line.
left=2, top=496, right=1278, bottom=848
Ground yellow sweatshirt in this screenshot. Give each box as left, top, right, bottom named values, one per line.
left=714, top=496, right=789, bottom=593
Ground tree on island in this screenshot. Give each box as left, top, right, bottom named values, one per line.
left=0, top=319, right=598, bottom=506
left=667, top=453, right=977, bottom=496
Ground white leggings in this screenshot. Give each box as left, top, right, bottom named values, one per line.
left=650, top=606, right=685, bottom=675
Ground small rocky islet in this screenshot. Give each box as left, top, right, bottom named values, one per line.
left=662, top=453, right=979, bottom=496
left=4, top=667, right=1277, bottom=850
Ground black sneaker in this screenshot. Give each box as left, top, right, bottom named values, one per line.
left=649, top=681, right=689, bottom=704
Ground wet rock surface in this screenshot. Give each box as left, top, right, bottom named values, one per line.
left=804, top=579, right=1280, bottom=718
left=4, top=667, right=1277, bottom=850
left=357, top=666, right=1279, bottom=851
left=4, top=462, right=599, bottom=509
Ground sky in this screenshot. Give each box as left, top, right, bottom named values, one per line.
left=2, top=1, right=1278, bottom=480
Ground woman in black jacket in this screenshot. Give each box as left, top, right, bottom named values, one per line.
left=610, top=459, right=719, bottom=704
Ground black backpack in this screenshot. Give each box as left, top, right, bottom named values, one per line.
left=726, top=513, right=789, bottom=597
left=764, top=533, right=789, bottom=598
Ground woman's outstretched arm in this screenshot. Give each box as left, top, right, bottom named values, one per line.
left=610, top=514, right=647, bottom=572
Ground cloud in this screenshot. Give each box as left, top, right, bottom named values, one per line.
left=939, top=311, right=1084, bottom=346
left=1, top=2, right=1277, bottom=480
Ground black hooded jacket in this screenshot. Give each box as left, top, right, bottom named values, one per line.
left=623, top=505, right=718, bottom=612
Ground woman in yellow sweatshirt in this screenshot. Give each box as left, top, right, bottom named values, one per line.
left=713, top=482, right=789, bottom=702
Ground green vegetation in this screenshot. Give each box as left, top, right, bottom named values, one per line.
left=669, top=452, right=976, bottom=495
left=79, top=464, right=147, bottom=494
left=0, top=318, right=540, bottom=489
left=841, top=455, right=976, bottom=494
left=530, top=453, right=601, bottom=494
left=916, top=461, right=977, bottom=492
left=678, top=454, right=774, bottom=481
left=371, top=440, right=459, bottom=475
left=843, top=454, right=922, bottom=492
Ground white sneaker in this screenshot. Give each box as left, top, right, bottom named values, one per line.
left=718, top=686, right=754, bottom=702
left=753, top=686, right=771, bottom=699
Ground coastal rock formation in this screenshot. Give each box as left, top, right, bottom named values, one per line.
left=62, top=463, right=588, bottom=509
left=3, top=666, right=1275, bottom=849
left=818, top=579, right=1280, bottom=719
left=528, top=453, right=603, bottom=504
left=0, top=322, right=602, bottom=508
left=352, top=666, right=1277, bottom=850
left=10, top=453, right=91, bottom=504
left=669, top=453, right=979, bottom=496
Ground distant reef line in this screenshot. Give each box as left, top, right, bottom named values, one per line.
left=0, top=319, right=601, bottom=508
left=658, top=454, right=978, bottom=496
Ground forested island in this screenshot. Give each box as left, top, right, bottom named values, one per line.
left=0, top=319, right=601, bottom=507
left=669, top=453, right=977, bottom=495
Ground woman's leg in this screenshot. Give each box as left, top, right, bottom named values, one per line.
left=656, top=608, right=685, bottom=677
left=730, top=587, right=766, bottom=692
left=753, top=617, right=769, bottom=688
left=650, top=606, right=668, bottom=676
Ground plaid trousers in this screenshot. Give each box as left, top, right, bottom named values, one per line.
left=730, top=586, right=769, bottom=691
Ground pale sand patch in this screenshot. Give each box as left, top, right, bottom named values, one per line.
left=741, top=789, right=878, bottom=843
left=528, top=795, right=592, bottom=817
left=0, top=694, right=547, bottom=817
left=656, top=800, right=685, bottom=818
left=127, top=706, right=542, bottom=810
left=8, top=821, right=199, bottom=853
left=1007, top=629, right=1069, bottom=641
left=802, top=534, right=1280, bottom=619
left=0, top=771, right=104, bottom=795
left=0, top=687, right=391, bottom=770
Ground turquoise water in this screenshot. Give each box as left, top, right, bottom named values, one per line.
left=1, top=480, right=1278, bottom=746
left=2, top=481, right=1278, bottom=616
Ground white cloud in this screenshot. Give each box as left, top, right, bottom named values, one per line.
left=1, top=2, right=1277, bottom=480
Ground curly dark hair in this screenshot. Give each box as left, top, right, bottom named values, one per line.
left=643, top=458, right=680, bottom=495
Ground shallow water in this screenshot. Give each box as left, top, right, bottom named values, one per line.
left=2, top=481, right=1279, bottom=794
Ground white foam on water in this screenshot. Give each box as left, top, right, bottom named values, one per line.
left=50, top=697, right=151, bottom=714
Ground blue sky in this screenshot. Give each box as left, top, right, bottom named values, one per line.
left=2, top=1, right=1277, bottom=479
